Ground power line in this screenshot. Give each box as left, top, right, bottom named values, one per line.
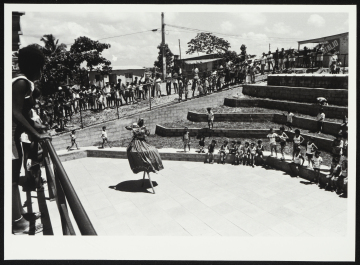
left=166, top=24, right=299, bottom=42
left=62, top=28, right=160, bottom=45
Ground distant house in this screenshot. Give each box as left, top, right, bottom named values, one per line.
left=12, top=11, right=25, bottom=75
left=298, top=32, right=348, bottom=67
left=89, top=65, right=146, bottom=87
left=173, top=54, right=223, bottom=78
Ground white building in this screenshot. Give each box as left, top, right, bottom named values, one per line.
left=89, top=65, right=146, bottom=87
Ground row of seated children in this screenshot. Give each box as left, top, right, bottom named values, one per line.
left=204, top=139, right=265, bottom=167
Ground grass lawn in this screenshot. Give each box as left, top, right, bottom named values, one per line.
left=192, top=105, right=344, bottom=124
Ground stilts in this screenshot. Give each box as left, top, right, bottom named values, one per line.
left=142, top=171, right=155, bottom=194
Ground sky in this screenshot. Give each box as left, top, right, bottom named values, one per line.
left=19, top=11, right=349, bottom=68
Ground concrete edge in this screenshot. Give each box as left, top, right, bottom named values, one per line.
left=57, top=148, right=331, bottom=184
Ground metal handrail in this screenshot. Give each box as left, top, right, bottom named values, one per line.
left=42, top=138, right=97, bottom=235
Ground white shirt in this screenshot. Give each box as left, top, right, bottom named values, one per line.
left=294, top=153, right=303, bottom=165
left=278, top=132, right=288, bottom=142
left=317, top=112, right=325, bottom=122
left=306, top=142, right=315, bottom=154
left=312, top=156, right=323, bottom=169
left=208, top=111, right=214, bottom=121
left=287, top=113, right=294, bottom=123
left=267, top=133, right=278, bottom=144
left=101, top=131, right=107, bottom=138
left=293, top=135, right=302, bottom=144
left=104, top=85, right=111, bottom=94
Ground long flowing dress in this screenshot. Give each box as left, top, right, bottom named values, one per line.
left=126, top=126, right=164, bottom=174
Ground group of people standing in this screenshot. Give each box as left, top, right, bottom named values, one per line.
left=259, top=48, right=298, bottom=74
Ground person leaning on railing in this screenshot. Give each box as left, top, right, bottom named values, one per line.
left=12, top=45, right=52, bottom=234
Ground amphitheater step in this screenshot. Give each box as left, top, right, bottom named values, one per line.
left=242, top=84, right=347, bottom=106
left=267, top=74, right=348, bottom=90
left=187, top=111, right=342, bottom=137
left=224, top=98, right=347, bottom=120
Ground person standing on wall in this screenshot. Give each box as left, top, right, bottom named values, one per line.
left=316, top=44, right=324, bottom=68
left=166, top=71, right=172, bottom=95
left=260, top=53, right=266, bottom=75
left=267, top=51, right=274, bottom=73
left=274, top=49, right=279, bottom=72
left=279, top=48, right=285, bottom=72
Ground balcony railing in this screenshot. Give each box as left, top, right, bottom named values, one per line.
left=42, top=139, right=97, bottom=235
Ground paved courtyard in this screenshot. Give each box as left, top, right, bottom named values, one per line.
left=59, top=157, right=347, bottom=237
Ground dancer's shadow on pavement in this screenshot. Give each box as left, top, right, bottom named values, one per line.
left=109, top=179, right=158, bottom=193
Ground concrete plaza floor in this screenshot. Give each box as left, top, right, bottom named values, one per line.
left=55, top=156, right=348, bottom=237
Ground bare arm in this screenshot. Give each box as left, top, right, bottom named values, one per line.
left=12, top=80, right=49, bottom=140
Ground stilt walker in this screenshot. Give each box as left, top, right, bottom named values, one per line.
left=125, top=118, right=164, bottom=194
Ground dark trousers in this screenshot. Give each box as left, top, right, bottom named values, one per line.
left=166, top=82, right=171, bottom=95
left=317, top=121, right=323, bottom=133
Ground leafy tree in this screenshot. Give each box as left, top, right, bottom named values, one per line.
left=70, top=36, right=112, bottom=73
left=39, top=35, right=112, bottom=95
left=40, top=34, right=67, bottom=56
left=186, top=32, right=231, bottom=55
left=239, top=44, right=247, bottom=62
left=154, top=43, right=174, bottom=74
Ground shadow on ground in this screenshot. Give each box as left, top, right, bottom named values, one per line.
left=109, top=179, right=158, bottom=193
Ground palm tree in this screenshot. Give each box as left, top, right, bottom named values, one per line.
left=40, top=34, right=67, bottom=56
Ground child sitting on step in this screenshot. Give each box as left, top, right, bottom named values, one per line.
left=243, top=141, right=250, bottom=166
left=234, top=140, right=243, bottom=165
left=256, top=140, right=265, bottom=165
left=249, top=142, right=257, bottom=167
left=333, top=159, right=347, bottom=195
left=218, top=139, right=229, bottom=164
left=197, top=133, right=206, bottom=153
left=311, top=150, right=322, bottom=184
left=319, top=155, right=340, bottom=190
left=205, top=139, right=217, bottom=164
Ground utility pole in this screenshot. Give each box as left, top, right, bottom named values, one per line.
left=269, top=43, right=270, bottom=52
left=161, top=12, right=166, bottom=81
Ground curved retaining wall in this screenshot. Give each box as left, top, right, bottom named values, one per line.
left=187, top=111, right=274, bottom=122
left=155, top=125, right=334, bottom=153
left=267, top=74, right=348, bottom=90
left=242, top=85, right=348, bottom=106
left=224, top=98, right=348, bottom=119
left=187, top=111, right=342, bottom=136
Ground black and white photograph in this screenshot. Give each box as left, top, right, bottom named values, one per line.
left=4, top=3, right=356, bottom=261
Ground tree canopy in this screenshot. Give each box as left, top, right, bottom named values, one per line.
left=154, top=43, right=174, bottom=75
left=38, top=35, right=112, bottom=95
left=40, top=34, right=67, bottom=56
left=186, top=32, right=231, bottom=55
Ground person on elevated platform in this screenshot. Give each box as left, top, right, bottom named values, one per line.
left=12, top=45, right=52, bottom=234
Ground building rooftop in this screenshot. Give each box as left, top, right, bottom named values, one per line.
left=111, top=65, right=146, bottom=70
